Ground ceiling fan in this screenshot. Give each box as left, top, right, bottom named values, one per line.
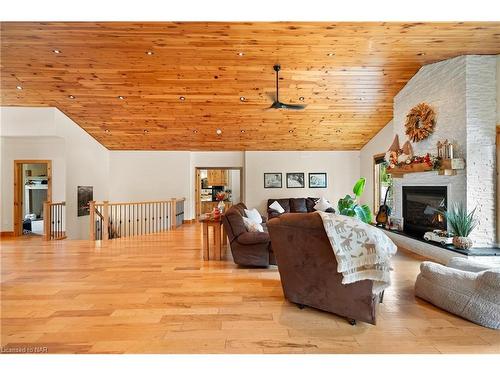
left=266, top=64, right=307, bottom=110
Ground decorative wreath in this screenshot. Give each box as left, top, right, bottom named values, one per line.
left=405, top=103, right=436, bottom=142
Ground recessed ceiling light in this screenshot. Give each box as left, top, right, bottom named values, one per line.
left=68, top=95, right=76, bottom=99
left=118, top=96, right=125, bottom=100
left=240, top=130, right=246, bottom=133
left=143, top=129, right=149, bottom=134
left=104, top=129, right=110, bottom=133
left=145, top=51, right=154, bottom=55
left=216, top=129, right=222, bottom=135
left=53, top=49, right=61, bottom=54
left=289, top=130, right=294, bottom=133
left=239, top=96, right=246, bottom=101
left=327, top=53, right=335, bottom=57
left=299, top=96, right=305, bottom=101
left=417, top=52, right=426, bottom=56
left=16, top=85, right=23, bottom=90
left=193, top=129, right=198, bottom=134
left=179, top=96, right=185, bottom=101
left=237, top=52, right=244, bottom=56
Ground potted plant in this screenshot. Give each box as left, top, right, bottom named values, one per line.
left=337, top=177, right=373, bottom=224
left=445, top=204, right=478, bottom=250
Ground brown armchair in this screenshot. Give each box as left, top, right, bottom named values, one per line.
left=267, top=212, right=380, bottom=325
left=222, top=203, right=276, bottom=267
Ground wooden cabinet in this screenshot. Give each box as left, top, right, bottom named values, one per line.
left=207, top=169, right=228, bottom=186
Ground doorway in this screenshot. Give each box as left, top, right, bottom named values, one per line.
left=195, top=167, right=243, bottom=218
left=13, top=160, right=52, bottom=236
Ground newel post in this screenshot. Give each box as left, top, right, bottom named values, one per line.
left=89, top=201, right=96, bottom=241
left=171, top=199, right=177, bottom=230
left=103, top=201, right=109, bottom=241
left=43, top=201, right=51, bottom=241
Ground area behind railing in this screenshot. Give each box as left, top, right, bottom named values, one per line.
left=43, top=201, right=66, bottom=240
left=89, top=198, right=185, bottom=241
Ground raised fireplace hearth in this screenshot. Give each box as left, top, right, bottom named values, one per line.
left=402, top=186, right=447, bottom=238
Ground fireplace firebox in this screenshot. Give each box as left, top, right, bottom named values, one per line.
left=402, top=186, right=447, bottom=238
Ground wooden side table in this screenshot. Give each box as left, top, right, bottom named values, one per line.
left=199, top=215, right=228, bottom=260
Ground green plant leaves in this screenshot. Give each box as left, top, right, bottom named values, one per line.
left=445, top=204, right=478, bottom=237
left=356, top=204, right=373, bottom=224
left=352, top=178, right=366, bottom=198
left=337, top=179, right=373, bottom=223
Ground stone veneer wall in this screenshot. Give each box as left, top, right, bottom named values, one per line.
left=465, top=56, right=497, bottom=247
left=392, top=55, right=497, bottom=247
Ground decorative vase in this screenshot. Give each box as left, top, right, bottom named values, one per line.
left=217, top=200, right=225, bottom=213
left=453, top=236, right=473, bottom=250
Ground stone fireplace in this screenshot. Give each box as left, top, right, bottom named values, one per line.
left=391, top=55, right=497, bottom=248
left=402, top=186, right=447, bottom=238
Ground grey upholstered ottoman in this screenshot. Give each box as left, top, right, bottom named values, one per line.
left=415, top=257, right=500, bottom=329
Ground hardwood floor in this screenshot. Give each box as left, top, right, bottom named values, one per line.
left=1, top=224, right=498, bottom=354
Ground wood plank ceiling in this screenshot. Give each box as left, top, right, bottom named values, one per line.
left=1, top=22, right=499, bottom=150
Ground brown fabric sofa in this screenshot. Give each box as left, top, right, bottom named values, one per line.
left=222, top=203, right=276, bottom=267
left=267, top=212, right=380, bottom=325
left=267, top=197, right=334, bottom=220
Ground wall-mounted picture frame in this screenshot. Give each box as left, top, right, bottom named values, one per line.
left=77, top=186, right=93, bottom=217
left=286, top=173, right=305, bottom=188
left=309, top=173, right=327, bottom=188
left=264, top=173, right=282, bottom=188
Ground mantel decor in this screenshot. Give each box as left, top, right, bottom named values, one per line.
left=386, top=153, right=441, bottom=178
left=405, top=103, right=436, bottom=142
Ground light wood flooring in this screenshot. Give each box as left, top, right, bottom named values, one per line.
left=1, top=224, right=499, bottom=354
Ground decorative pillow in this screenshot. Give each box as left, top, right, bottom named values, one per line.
left=242, top=217, right=264, bottom=232
left=314, top=197, right=334, bottom=212
left=306, top=197, right=320, bottom=212
left=244, top=208, right=262, bottom=224
left=269, top=200, right=285, bottom=214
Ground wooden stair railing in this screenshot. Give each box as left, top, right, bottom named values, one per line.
left=43, top=201, right=66, bottom=240
left=89, top=198, right=185, bottom=241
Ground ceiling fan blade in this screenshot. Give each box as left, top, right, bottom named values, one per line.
left=280, top=102, right=307, bottom=110
left=263, top=101, right=280, bottom=111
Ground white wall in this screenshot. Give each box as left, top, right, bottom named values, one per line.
left=53, top=110, right=109, bottom=239
left=229, top=169, right=241, bottom=204
left=0, top=136, right=66, bottom=231
left=245, top=151, right=360, bottom=214
left=497, top=55, right=500, bottom=124
left=109, top=150, right=190, bottom=203
left=359, top=120, right=394, bottom=211
left=1, top=107, right=109, bottom=239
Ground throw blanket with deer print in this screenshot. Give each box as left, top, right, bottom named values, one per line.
left=318, top=212, right=397, bottom=294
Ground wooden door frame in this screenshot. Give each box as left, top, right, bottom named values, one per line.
left=372, top=153, right=386, bottom=215
left=195, top=167, right=244, bottom=219
left=13, top=160, right=52, bottom=236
